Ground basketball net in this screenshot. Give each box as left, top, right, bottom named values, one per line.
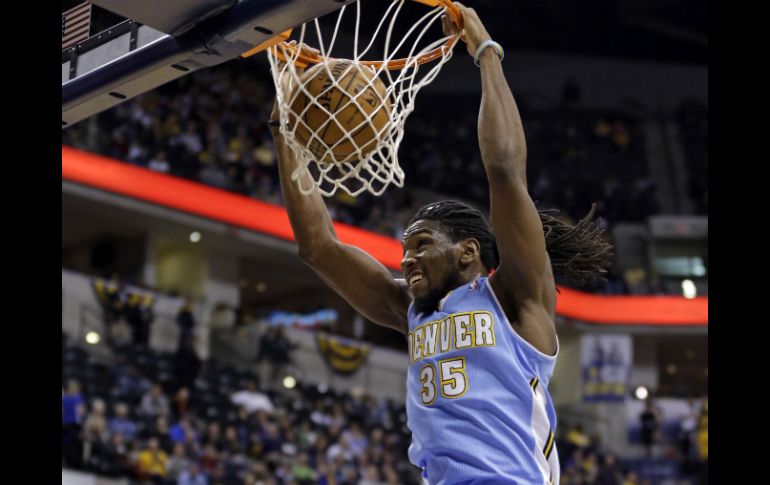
left=267, top=0, right=461, bottom=197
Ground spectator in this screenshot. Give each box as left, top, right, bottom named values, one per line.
left=92, top=275, right=127, bottom=346
left=677, top=398, right=698, bottom=477
left=231, top=380, right=274, bottom=414
left=93, top=432, right=133, bottom=477
left=175, top=335, right=202, bottom=390
left=170, top=417, right=199, bottom=447
left=581, top=452, right=599, bottom=483
left=140, top=383, right=171, bottom=419
left=310, top=400, right=333, bottom=428
left=639, top=400, right=660, bottom=458
left=178, top=463, right=209, bottom=485
left=223, top=425, right=243, bottom=454
left=148, top=151, right=171, bottom=173
left=342, top=421, right=368, bottom=458
left=173, top=386, right=191, bottom=420
left=143, top=415, right=173, bottom=453
left=209, top=302, right=236, bottom=332
left=166, top=443, right=192, bottom=482
left=125, top=293, right=146, bottom=346
left=595, top=453, right=622, bottom=485
left=176, top=297, right=196, bottom=350
left=259, top=421, right=284, bottom=455
left=566, top=423, right=591, bottom=450
left=62, top=379, right=86, bottom=426
left=326, top=435, right=354, bottom=463
left=256, top=326, right=295, bottom=390
left=138, top=293, right=156, bottom=346
left=62, top=379, right=86, bottom=467
left=621, top=471, right=640, bottom=485
left=115, top=364, right=151, bottom=404
left=695, top=399, right=708, bottom=483
left=197, top=444, right=220, bottom=477
left=83, top=398, right=109, bottom=443
left=359, top=465, right=382, bottom=485
left=202, top=421, right=224, bottom=450
left=109, top=402, right=139, bottom=441
left=291, top=451, right=316, bottom=484
left=136, top=437, right=169, bottom=483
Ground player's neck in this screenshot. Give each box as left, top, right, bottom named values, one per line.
left=454, top=265, right=486, bottom=287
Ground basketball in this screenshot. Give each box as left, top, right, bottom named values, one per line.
left=289, top=60, right=391, bottom=163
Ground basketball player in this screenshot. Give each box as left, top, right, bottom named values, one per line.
left=268, top=4, right=611, bottom=483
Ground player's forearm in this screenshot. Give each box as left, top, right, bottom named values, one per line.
left=271, top=127, right=338, bottom=256
left=477, top=50, right=527, bottom=185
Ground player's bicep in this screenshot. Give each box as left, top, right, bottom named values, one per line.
left=488, top=169, right=548, bottom=301
left=303, top=241, right=409, bottom=335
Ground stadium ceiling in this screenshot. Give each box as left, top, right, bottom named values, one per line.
left=458, top=0, right=707, bottom=64
left=63, top=0, right=707, bottom=65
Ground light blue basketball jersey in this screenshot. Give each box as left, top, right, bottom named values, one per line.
left=406, top=276, right=560, bottom=485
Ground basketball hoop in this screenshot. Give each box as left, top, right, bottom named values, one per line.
left=267, top=0, right=463, bottom=197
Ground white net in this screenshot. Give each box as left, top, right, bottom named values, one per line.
left=267, top=0, right=459, bottom=197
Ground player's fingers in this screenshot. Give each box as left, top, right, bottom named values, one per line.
left=297, top=42, right=320, bottom=57
left=441, top=14, right=457, bottom=37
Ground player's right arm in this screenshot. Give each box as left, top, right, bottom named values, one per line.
left=269, top=101, right=410, bottom=335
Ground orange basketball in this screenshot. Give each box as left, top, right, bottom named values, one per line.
left=289, top=61, right=391, bottom=163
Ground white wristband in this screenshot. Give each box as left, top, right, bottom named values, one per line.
left=474, top=39, right=504, bottom=67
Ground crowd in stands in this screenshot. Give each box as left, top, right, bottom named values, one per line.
left=63, top=332, right=421, bottom=485
left=62, top=60, right=677, bottom=295
left=558, top=408, right=708, bottom=485
left=61, top=59, right=660, bottom=235
left=64, top=322, right=707, bottom=485
left=91, top=275, right=203, bottom=352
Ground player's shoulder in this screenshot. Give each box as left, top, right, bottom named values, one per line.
left=394, top=278, right=410, bottom=298
left=393, top=277, right=412, bottom=311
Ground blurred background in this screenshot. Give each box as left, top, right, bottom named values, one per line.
left=62, top=1, right=707, bottom=484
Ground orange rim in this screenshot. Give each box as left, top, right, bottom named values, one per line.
left=272, top=0, right=463, bottom=70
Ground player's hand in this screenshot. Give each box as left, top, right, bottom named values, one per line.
left=270, top=41, right=319, bottom=124
left=442, top=2, right=491, bottom=57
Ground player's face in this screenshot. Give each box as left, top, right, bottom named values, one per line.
left=401, top=219, right=461, bottom=313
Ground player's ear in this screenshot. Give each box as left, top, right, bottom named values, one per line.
left=459, top=238, right=480, bottom=265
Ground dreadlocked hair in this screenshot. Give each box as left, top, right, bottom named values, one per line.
left=409, top=201, right=499, bottom=272
left=538, top=204, right=614, bottom=287
left=409, top=201, right=613, bottom=288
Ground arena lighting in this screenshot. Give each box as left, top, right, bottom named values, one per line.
left=189, top=231, right=201, bottom=243
left=634, top=386, right=649, bottom=400
left=666, top=364, right=678, bottom=375
left=85, top=331, right=101, bottom=344
left=282, top=376, right=297, bottom=389
left=682, top=279, right=696, bottom=299
left=256, top=282, right=268, bottom=293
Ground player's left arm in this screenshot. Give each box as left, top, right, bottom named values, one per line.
left=448, top=5, right=557, bottom=355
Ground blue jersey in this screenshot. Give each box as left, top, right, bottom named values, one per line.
left=406, top=276, right=560, bottom=484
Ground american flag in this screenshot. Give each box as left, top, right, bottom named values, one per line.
left=62, top=2, right=92, bottom=50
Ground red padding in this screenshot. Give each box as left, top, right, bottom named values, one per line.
left=62, top=145, right=708, bottom=326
